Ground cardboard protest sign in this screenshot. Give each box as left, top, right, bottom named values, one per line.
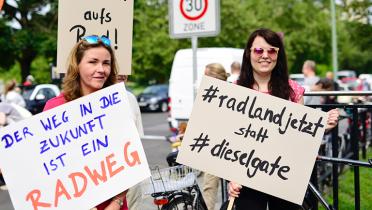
left=177, top=76, right=327, bottom=205
left=57, top=0, right=133, bottom=75
left=0, top=83, right=150, bottom=210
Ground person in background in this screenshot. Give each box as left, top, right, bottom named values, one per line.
left=167, top=121, right=187, bottom=144
left=166, top=121, right=187, bottom=167
left=1, top=80, right=26, bottom=107
left=116, top=74, right=144, bottom=210
left=302, top=60, right=320, bottom=105
left=23, top=75, right=35, bottom=86
left=313, top=78, right=337, bottom=105
left=228, top=28, right=339, bottom=210
left=0, top=102, right=32, bottom=190
left=117, top=74, right=144, bottom=137
left=203, top=63, right=230, bottom=210
left=43, top=35, right=128, bottom=210
left=325, top=71, right=339, bottom=91
left=227, top=61, right=241, bottom=83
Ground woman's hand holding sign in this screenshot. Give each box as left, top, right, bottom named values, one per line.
left=105, top=191, right=127, bottom=210
left=228, top=181, right=242, bottom=198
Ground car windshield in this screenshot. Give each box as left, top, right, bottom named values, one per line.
left=143, top=85, right=167, bottom=94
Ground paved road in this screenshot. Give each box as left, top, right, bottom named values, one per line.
left=142, top=112, right=172, bottom=138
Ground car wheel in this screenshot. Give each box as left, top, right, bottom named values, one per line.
left=160, top=102, right=168, bottom=112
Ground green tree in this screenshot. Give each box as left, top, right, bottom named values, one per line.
left=132, top=0, right=189, bottom=85
left=1, top=0, right=371, bottom=84
left=0, top=0, right=58, bottom=82
left=0, top=18, right=16, bottom=69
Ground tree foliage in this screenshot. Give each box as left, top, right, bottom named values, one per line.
left=131, top=0, right=372, bottom=82
left=132, top=0, right=189, bottom=85
left=0, top=0, right=57, bottom=82
left=0, top=18, right=16, bottom=69
left=0, top=0, right=371, bottom=84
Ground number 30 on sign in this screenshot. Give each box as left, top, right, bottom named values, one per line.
left=180, top=0, right=208, bottom=21
left=169, top=0, right=220, bottom=38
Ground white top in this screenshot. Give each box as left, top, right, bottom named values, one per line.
left=2, top=91, right=26, bottom=108
left=227, top=74, right=239, bottom=83
left=127, top=91, right=144, bottom=137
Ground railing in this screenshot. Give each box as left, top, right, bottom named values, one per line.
left=305, top=91, right=372, bottom=210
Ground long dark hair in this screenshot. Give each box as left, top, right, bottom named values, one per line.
left=237, top=28, right=293, bottom=100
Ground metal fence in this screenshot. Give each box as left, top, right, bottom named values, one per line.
left=305, top=91, right=372, bottom=210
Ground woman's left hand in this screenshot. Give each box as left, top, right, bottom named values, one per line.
left=104, top=190, right=127, bottom=210
left=326, top=108, right=339, bottom=131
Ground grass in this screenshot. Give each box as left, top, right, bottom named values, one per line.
left=319, top=147, right=372, bottom=210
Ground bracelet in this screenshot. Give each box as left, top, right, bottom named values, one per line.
left=112, top=196, right=124, bottom=207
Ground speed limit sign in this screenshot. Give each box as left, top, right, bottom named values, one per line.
left=169, top=0, right=220, bottom=38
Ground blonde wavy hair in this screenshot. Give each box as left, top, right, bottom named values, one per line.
left=62, top=37, right=118, bottom=101
left=205, top=63, right=229, bottom=81
left=4, top=80, right=17, bottom=95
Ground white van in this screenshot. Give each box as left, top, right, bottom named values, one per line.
left=167, top=47, right=244, bottom=131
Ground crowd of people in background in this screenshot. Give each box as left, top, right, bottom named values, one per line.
left=301, top=59, right=371, bottom=106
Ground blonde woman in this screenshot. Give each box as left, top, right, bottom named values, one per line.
left=2, top=80, right=26, bottom=107
left=203, top=63, right=229, bottom=210
left=43, top=35, right=127, bottom=210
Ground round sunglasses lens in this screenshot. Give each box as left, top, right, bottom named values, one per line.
left=254, top=48, right=264, bottom=55
left=267, top=48, right=277, bottom=55
left=84, top=36, right=99, bottom=44
left=101, top=37, right=111, bottom=46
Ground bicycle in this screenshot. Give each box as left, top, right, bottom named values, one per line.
left=142, top=164, right=208, bottom=210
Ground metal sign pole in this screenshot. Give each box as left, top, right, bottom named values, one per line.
left=330, top=0, right=338, bottom=79
left=192, top=36, right=198, bottom=100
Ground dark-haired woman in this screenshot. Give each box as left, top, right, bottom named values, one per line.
left=228, top=28, right=339, bottom=210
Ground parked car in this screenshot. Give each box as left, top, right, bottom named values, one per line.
left=336, top=70, right=357, bottom=81
left=21, top=84, right=60, bottom=114
left=137, top=84, right=169, bottom=112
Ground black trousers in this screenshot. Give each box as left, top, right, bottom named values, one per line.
left=235, top=187, right=301, bottom=210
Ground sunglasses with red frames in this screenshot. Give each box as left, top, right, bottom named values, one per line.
left=250, top=47, right=279, bottom=57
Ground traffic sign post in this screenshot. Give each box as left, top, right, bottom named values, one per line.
left=169, top=0, right=220, bottom=38
left=169, top=0, right=220, bottom=101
